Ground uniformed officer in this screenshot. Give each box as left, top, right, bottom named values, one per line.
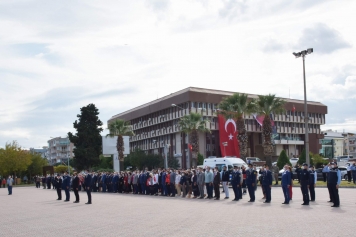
left=246, top=164, right=257, bottom=202
left=55, top=174, right=62, bottom=200
left=309, top=165, right=317, bottom=201
left=328, top=162, right=341, bottom=207
left=281, top=165, right=291, bottom=204
left=62, top=171, right=71, bottom=202
left=231, top=166, right=240, bottom=201
left=300, top=163, right=310, bottom=205
left=351, top=162, right=356, bottom=184
left=262, top=164, right=272, bottom=203
left=221, top=166, right=230, bottom=199
left=84, top=170, right=92, bottom=204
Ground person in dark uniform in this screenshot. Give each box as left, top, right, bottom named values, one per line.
left=328, top=162, right=341, bottom=207
left=101, top=172, right=107, bottom=192
left=62, top=171, right=71, bottom=202
left=92, top=173, right=98, bottom=192
left=72, top=172, right=80, bottom=203
left=84, top=170, right=92, bottom=204
left=213, top=167, right=221, bottom=200
left=46, top=175, right=51, bottom=189
left=309, top=165, right=317, bottom=202
left=55, top=174, right=62, bottom=200
left=262, top=164, right=272, bottom=203
left=300, top=163, right=310, bottom=205
left=231, top=166, right=240, bottom=201
left=51, top=175, right=55, bottom=189
left=246, top=164, right=257, bottom=202
left=281, top=165, right=291, bottom=204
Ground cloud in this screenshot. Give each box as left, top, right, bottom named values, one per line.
left=262, top=39, right=286, bottom=53
left=219, top=0, right=247, bottom=20
left=296, top=23, right=351, bottom=54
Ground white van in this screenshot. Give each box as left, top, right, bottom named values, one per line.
left=203, top=156, right=248, bottom=171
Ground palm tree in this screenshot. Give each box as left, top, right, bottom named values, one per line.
left=178, top=112, right=210, bottom=167
left=107, top=119, right=135, bottom=170
left=218, top=93, right=254, bottom=159
left=252, top=94, right=286, bottom=165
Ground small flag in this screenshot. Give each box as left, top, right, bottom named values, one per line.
left=188, top=144, right=192, bottom=151
left=292, top=105, right=296, bottom=112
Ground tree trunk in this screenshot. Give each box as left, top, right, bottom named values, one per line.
left=117, top=135, right=124, bottom=171
left=190, top=130, right=199, bottom=169
left=236, top=117, right=247, bottom=159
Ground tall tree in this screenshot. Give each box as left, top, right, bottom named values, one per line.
left=26, top=153, right=48, bottom=180
left=252, top=94, right=286, bottom=166
left=68, top=104, right=103, bottom=170
left=0, top=141, right=32, bottom=177
left=179, top=112, right=210, bottom=167
left=218, top=93, right=254, bottom=159
left=107, top=119, right=134, bottom=171
left=277, top=150, right=292, bottom=169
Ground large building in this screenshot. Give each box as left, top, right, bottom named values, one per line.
left=29, top=147, right=48, bottom=158
left=320, top=130, right=355, bottom=158
left=47, top=137, right=74, bottom=165
left=108, top=87, right=327, bottom=168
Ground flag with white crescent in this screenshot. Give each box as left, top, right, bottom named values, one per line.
left=218, top=115, right=240, bottom=158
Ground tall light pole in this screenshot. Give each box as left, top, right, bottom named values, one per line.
left=164, top=144, right=171, bottom=169
left=222, top=142, right=228, bottom=157
left=293, top=48, right=313, bottom=165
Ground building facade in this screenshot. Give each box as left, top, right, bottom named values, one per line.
left=109, top=87, right=327, bottom=168
left=320, top=130, right=355, bottom=158
left=29, top=147, right=48, bottom=158
left=47, top=137, right=74, bottom=165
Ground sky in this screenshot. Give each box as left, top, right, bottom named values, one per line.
left=0, top=0, right=355, bottom=149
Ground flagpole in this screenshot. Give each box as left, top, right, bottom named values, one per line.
left=294, top=108, right=296, bottom=157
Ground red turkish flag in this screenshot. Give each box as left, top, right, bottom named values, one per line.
left=218, top=115, right=240, bottom=158
left=292, top=105, right=296, bottom=112
left=188, top=144, right=192, bottom=151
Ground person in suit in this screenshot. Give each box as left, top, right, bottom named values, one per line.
left=300, top=163, right=310, bottom=206
left=213, top=167, right=221, bottom=200
left=55, top=174, right=62, bottom=200
left=309, top=165, right=317, bottom=201
left=72, top=172, right=80, bottom=203
left=246, top=164, right=257, bottom=202
left=46, top=174, right=51, bottom=189
left=169, top=169, right=176, bottom=197
left=132, top=171, right=138, bottom=194
left=197, top=167, right=205, bottom=199
left=101, top=172, right=107, bottom=193
left=231, top=166, right=239, bottom=201
left=262, top=164, right=272, bottom=203
left=112, top=173, right=118, bottom=193
left=84, top=170, right=92, bottom=204
left=281, top=165, right=291, bottom=204
left=92, top=173, right=98, bottom=192
left=161, top=169, right=167, bottom=196
left=62, top=171, right=71, bottom=202
left=180, top=171, right=187, bottom=198
left=192, top=170, right=199, bottom=198
left=221, top=166, right=230, bottom=199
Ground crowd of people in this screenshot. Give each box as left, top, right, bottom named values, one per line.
left=30, top=161, right=348, bottom=208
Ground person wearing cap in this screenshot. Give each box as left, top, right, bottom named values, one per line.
left=84, top=170, right=92, bottom=204
left=308, top=165, right=317, bottom=202
left=262, top=164, right=272, bottom=203
left=231, top=166, right=242, bottom=201
left=62, top=171, right=71, bottom=202
left=55, top=174, right=62, bottom=200
left=246, top=164, right=257, bottom=202
left=221, top=166, right=230, bottom=199
left=327, top=162, right=341, bottom=207
left=300, top=163, right=310, bottom=205
left=281, top=165, right=291, bottom=204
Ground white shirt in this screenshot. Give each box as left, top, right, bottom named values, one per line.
left=175, top=174, right=181, bottom=184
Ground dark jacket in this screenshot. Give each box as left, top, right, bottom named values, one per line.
left=84, top=174, right=92, bottom=188
left=72, top=176, right=80, bottom=189
left=55, top=176, right=62, bottom=189
left=221, top=170, right=230, bottom=182
left=262, top=170, right=272, bottom=186
left=213, top=171, right=221, bottom=185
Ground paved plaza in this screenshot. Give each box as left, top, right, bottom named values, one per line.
left=1, top=186, right=355, bottom=236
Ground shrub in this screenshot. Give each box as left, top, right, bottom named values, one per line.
left=277, top=150, right=291, bottom=169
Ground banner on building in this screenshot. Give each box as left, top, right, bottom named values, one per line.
left=218, top=115, right=240, bottom=158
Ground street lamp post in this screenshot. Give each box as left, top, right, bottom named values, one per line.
left=293, top=48, right=313, bottom=165
left=164, top=144, right=171, bottom=169
left=222, top=142, right=228, bottom=157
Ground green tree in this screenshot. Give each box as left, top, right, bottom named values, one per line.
left=107, top=119, right=135, bottom=171
left=218, top=93, right=254, bottom=159
left=277, top=150, right=291, bottom=169
left=252, top=94, right=286, bottom=166
left=179, top=113, right=210, bottom=167
left=0, top=141, right=32, bottom=177
left=54, top=165, right=73, bottom=174
left=298, top=149, right=314, bottom=166
left=93, top=155, right=114, bottom=170
left=68, top=104, right=103, bottom=170
left=26, top=153, right=48, bottom=180
left=310, top=152, right=327, bottom=168
left=167, top=155, right=180, bottom=169
left=127, top=149, right=161, bottom=170
left=197, top=153, right=204, bottom=166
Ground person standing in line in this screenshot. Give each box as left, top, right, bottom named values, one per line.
left=169, top=169, right=176, bottom=197
left=325, top=163, right=334, bottom=203
left=281, top=165, right=291, bottom=204
left=46, top=174, right=51, bottom=189
left=213, top=167, right=221, bottom=200
left=288, top=166, right=294, bottom=200
left=84, top=170, right=92, bottom=204
left=205, top=166, right=213, bottom=199
left=328, top=162, right=341, bottom=207
left=197, top=167, right=205, bottom=199
left=295, top=165, right=301, bottom=183
left=62, top=171, right=71, bottom=202
left=351, top=162, right=356, bottom=184
left=192, top=170, right=199, bottom=198
left=2, top=178, right=6, bottom=188
left=262, top=165, right=272, bottom=203
left=237, top=166, right=243, bottom=200
left=231, top=166, right=239, bottom=201
left=72, top=172, right=80, bottom=203
left=300, top=163, right=310, bottom=206
left=272, top=164, right=279, bottom=185
left=259, top=167, right=266, bottom=199
left=246, top=164, right=257, bottom=202
left=180, top=171, right=187, bottom=198
left=309, top=165, right=317, bottom=202
left=186, top=171, right=192, bottom=198
left=101, top=172, right=107, bottom=193
left=160, top=169, right=167, bottom=196
left=42, top=176, right=46, bottom=189
left=322, top=164, right=329, bottom=183
left=346, top=163, right=352, bottom=184
left=175, top=170, right=181, bottom=197
left=55, top=174, right=62, bottom=200
left=7, top=175, right=13, bottom=195
left=241, top=166, right=247, bottom=195
left=132, top=171, right=138, bottom=194
left=221, top=166, right=230, bottom=199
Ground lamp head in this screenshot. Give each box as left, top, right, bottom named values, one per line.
left=171, top=104, right=176, bottom=107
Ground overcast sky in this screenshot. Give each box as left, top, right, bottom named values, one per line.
left=0, top=0, right=355, bottom=149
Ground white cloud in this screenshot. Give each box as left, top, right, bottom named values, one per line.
left=0, top=0, right=355, bottom=147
